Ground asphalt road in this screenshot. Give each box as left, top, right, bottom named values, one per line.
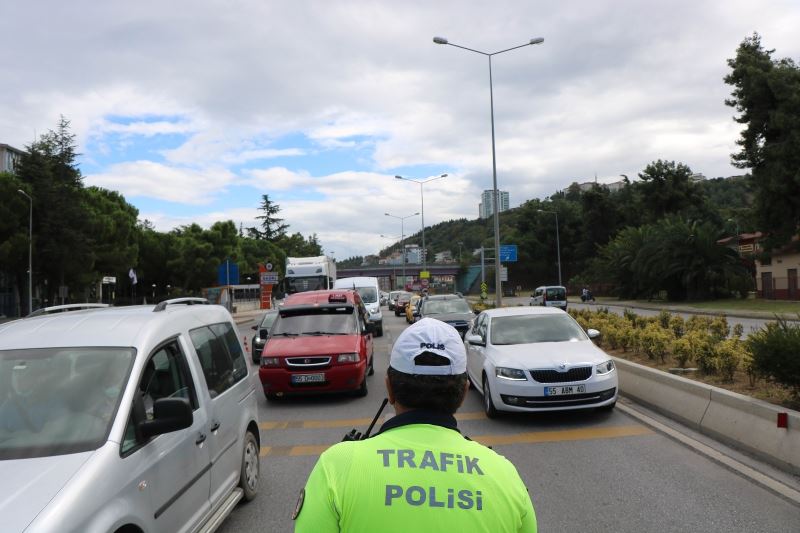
left=221, top=310, right=800, bottom=532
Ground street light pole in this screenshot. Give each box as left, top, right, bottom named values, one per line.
left=538, top=209, right=561, bottom=286
left=395, top=174, right=447, bottom=275
left=434, top=36, right=544, bottom=307
left=17, top=189, right=32, bottom=315
left=385, top=212, right=419, bottom=290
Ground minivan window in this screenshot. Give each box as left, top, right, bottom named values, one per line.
left=355, top=287, right=377, bottom=304
left=0, top=347, right=134, bottom=460
left=546, top=287, right=566, bottom=300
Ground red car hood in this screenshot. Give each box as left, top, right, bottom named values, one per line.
left=264, top=335, right=360, bottom=356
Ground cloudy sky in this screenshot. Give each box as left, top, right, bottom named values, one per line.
left=2, top=1, right=799, bottom=260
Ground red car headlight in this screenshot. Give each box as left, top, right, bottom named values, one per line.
left=337, top=353, right=360, bottom=363
left=260, top=356, right=280, bottom=368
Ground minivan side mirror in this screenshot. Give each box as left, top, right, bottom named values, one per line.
left=138, top=398, right=193, bottom=439
left=587, top=328, right=601, bottom=339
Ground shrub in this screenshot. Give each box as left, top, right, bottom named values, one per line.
left=623, top=308, right=637, bottom=326
left=709, top=316, right=730, bottom=342
left=732, top=323, right=744, bottom=339
left=714, top=339, right=742, bottom=382
left=686, top=330, right=716, bottom=375
left=671, top=336, right=693, bottom=368
left=686, top=315, right=713, bottom=333
left=640, top=323, right=672, bottom=363
left=669, top=315, right=685, bottom=338
left=657, top=310, right=672, bottom=329
left=747, top=318, right=800, bottom=394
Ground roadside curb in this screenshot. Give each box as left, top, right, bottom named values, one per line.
left=584, top=300, right=800, bottom=321
left=614, top=357, right=800, bottom=477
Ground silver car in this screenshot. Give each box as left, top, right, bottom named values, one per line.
left=0, top=299, right=260, bottom=532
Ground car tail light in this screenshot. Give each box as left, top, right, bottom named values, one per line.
left=261, top=357, right=280, bottom=368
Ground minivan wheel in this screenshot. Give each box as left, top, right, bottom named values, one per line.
left=482, top=375, right=498, bottom=419
left=239, top=431, right=260, bottom=502
left=376, top=323, right=383, bottom=337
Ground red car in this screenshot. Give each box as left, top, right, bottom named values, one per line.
left=258, top=290, right=375, bottom=400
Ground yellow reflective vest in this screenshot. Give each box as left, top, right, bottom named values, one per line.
left=295, top=410, right=536, bottom=532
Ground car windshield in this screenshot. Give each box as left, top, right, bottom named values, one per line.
left=272, top=309, right=357, bottom=335
left=355, top=287, right=377, bottom=304
left=546, top=287, right=566, bottom=300
left=490, top=314, right=587, bottom=345
left=423, top=299, right=471, bottom=315
left=260, top=311, right=279, bottom=329
left=0, top=347, right=134, bottom=460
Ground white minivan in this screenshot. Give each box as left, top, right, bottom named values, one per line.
left=530, top=285, right=568, bottom=311
left=333, top=277, right=383, bottom=336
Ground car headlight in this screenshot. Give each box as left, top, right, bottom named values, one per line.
left=337, top=353, right=360, bottom=363
left=260, top=357, right=280, bottom=368
left=495, top=367, right=527, bottom=381
left=595, top=360, right=615, bottom=375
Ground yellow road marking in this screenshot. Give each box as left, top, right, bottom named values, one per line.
left=472, top=425, right=653, bottom=447
left=258, top=424, right=652, bottom=457
left=258, top=411, right=487, bottom=431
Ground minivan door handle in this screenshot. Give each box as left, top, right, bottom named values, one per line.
left=210, top=421, right=220, bottom=432
left=195, top=433, right=207, bottom=445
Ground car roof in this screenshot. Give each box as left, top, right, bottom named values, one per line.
left=284, top=289, right=359, bottom=306
left=424, top=294, right=463, bottom=301
left=0, top=303, right=234, bottom=351
left=482, top=306, right=565, bottom=318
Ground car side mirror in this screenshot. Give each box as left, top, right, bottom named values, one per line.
left=587, top=328, right=600, bottom=339
left=138, top=398, right=193, bottom=439
left=466, top=334, right=485, bottom=346
left=473, top=309, right=481, bottom=315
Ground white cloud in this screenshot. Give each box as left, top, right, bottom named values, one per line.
left=85, top=161, right=237, bottom=205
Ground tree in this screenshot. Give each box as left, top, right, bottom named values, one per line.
left=636, top=160, right=706, bottom=222
left=15, top=118, right=91, bottom=305
left=252, top=194, right=289, bottom=241
left=725, top=33, right=800, bottom=248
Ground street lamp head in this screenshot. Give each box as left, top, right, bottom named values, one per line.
left=530, top=37, right=544, bottom=45
left=394, top=175, right=403, bottom=180
left=433, top=36, right=448, bottom=45
left=440, top=173, right=448, bottom=178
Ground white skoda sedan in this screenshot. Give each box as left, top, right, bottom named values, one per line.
left=465, top=306, right=617, bottom=417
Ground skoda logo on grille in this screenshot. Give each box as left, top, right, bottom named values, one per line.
left=558, top=363, right=567, bottom=371
left=304, top=358, right=311, bottom=364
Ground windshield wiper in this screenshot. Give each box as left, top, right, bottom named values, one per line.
left=271, top=332, right=299, bottom=337
left=302, top=331, right=348, bottom=336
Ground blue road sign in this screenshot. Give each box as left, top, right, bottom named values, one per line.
left=499, top=244, right=518, bottom=262
left=217, top=259, right=240, bottom=285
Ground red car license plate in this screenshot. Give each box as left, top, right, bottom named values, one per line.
left=292, top=373, right=325, bottom=384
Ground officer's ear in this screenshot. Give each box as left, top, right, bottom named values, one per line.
left=457, top=379, right=470, bottom=409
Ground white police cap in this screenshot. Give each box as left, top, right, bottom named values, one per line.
left=390, top=317, right=467, bottom=376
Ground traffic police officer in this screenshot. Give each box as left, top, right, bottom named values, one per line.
left=294, top=318, right=537, bottom=532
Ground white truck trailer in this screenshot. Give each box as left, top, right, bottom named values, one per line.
left=284, top=255, right=337, bottom=295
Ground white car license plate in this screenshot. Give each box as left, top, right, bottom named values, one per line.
left=544, top=384, right=586, bottom=396
left=292, top=373, right=325, bottom=384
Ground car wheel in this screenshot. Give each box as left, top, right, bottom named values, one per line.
left=368, top=356, right=375, bottom=376
left=376, top=323, right=383, bottom=337
left=482, top=375, right=498, bottom=419
left=354, top=375, right=368, bottom=397
left=264, top=391, right=279, bottom=402
left=239, top=431, right=260, bottom=502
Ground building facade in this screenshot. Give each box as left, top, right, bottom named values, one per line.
left=479, top=189, right=510, bottom=219
left=0, top=143, right=24, bottom=174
